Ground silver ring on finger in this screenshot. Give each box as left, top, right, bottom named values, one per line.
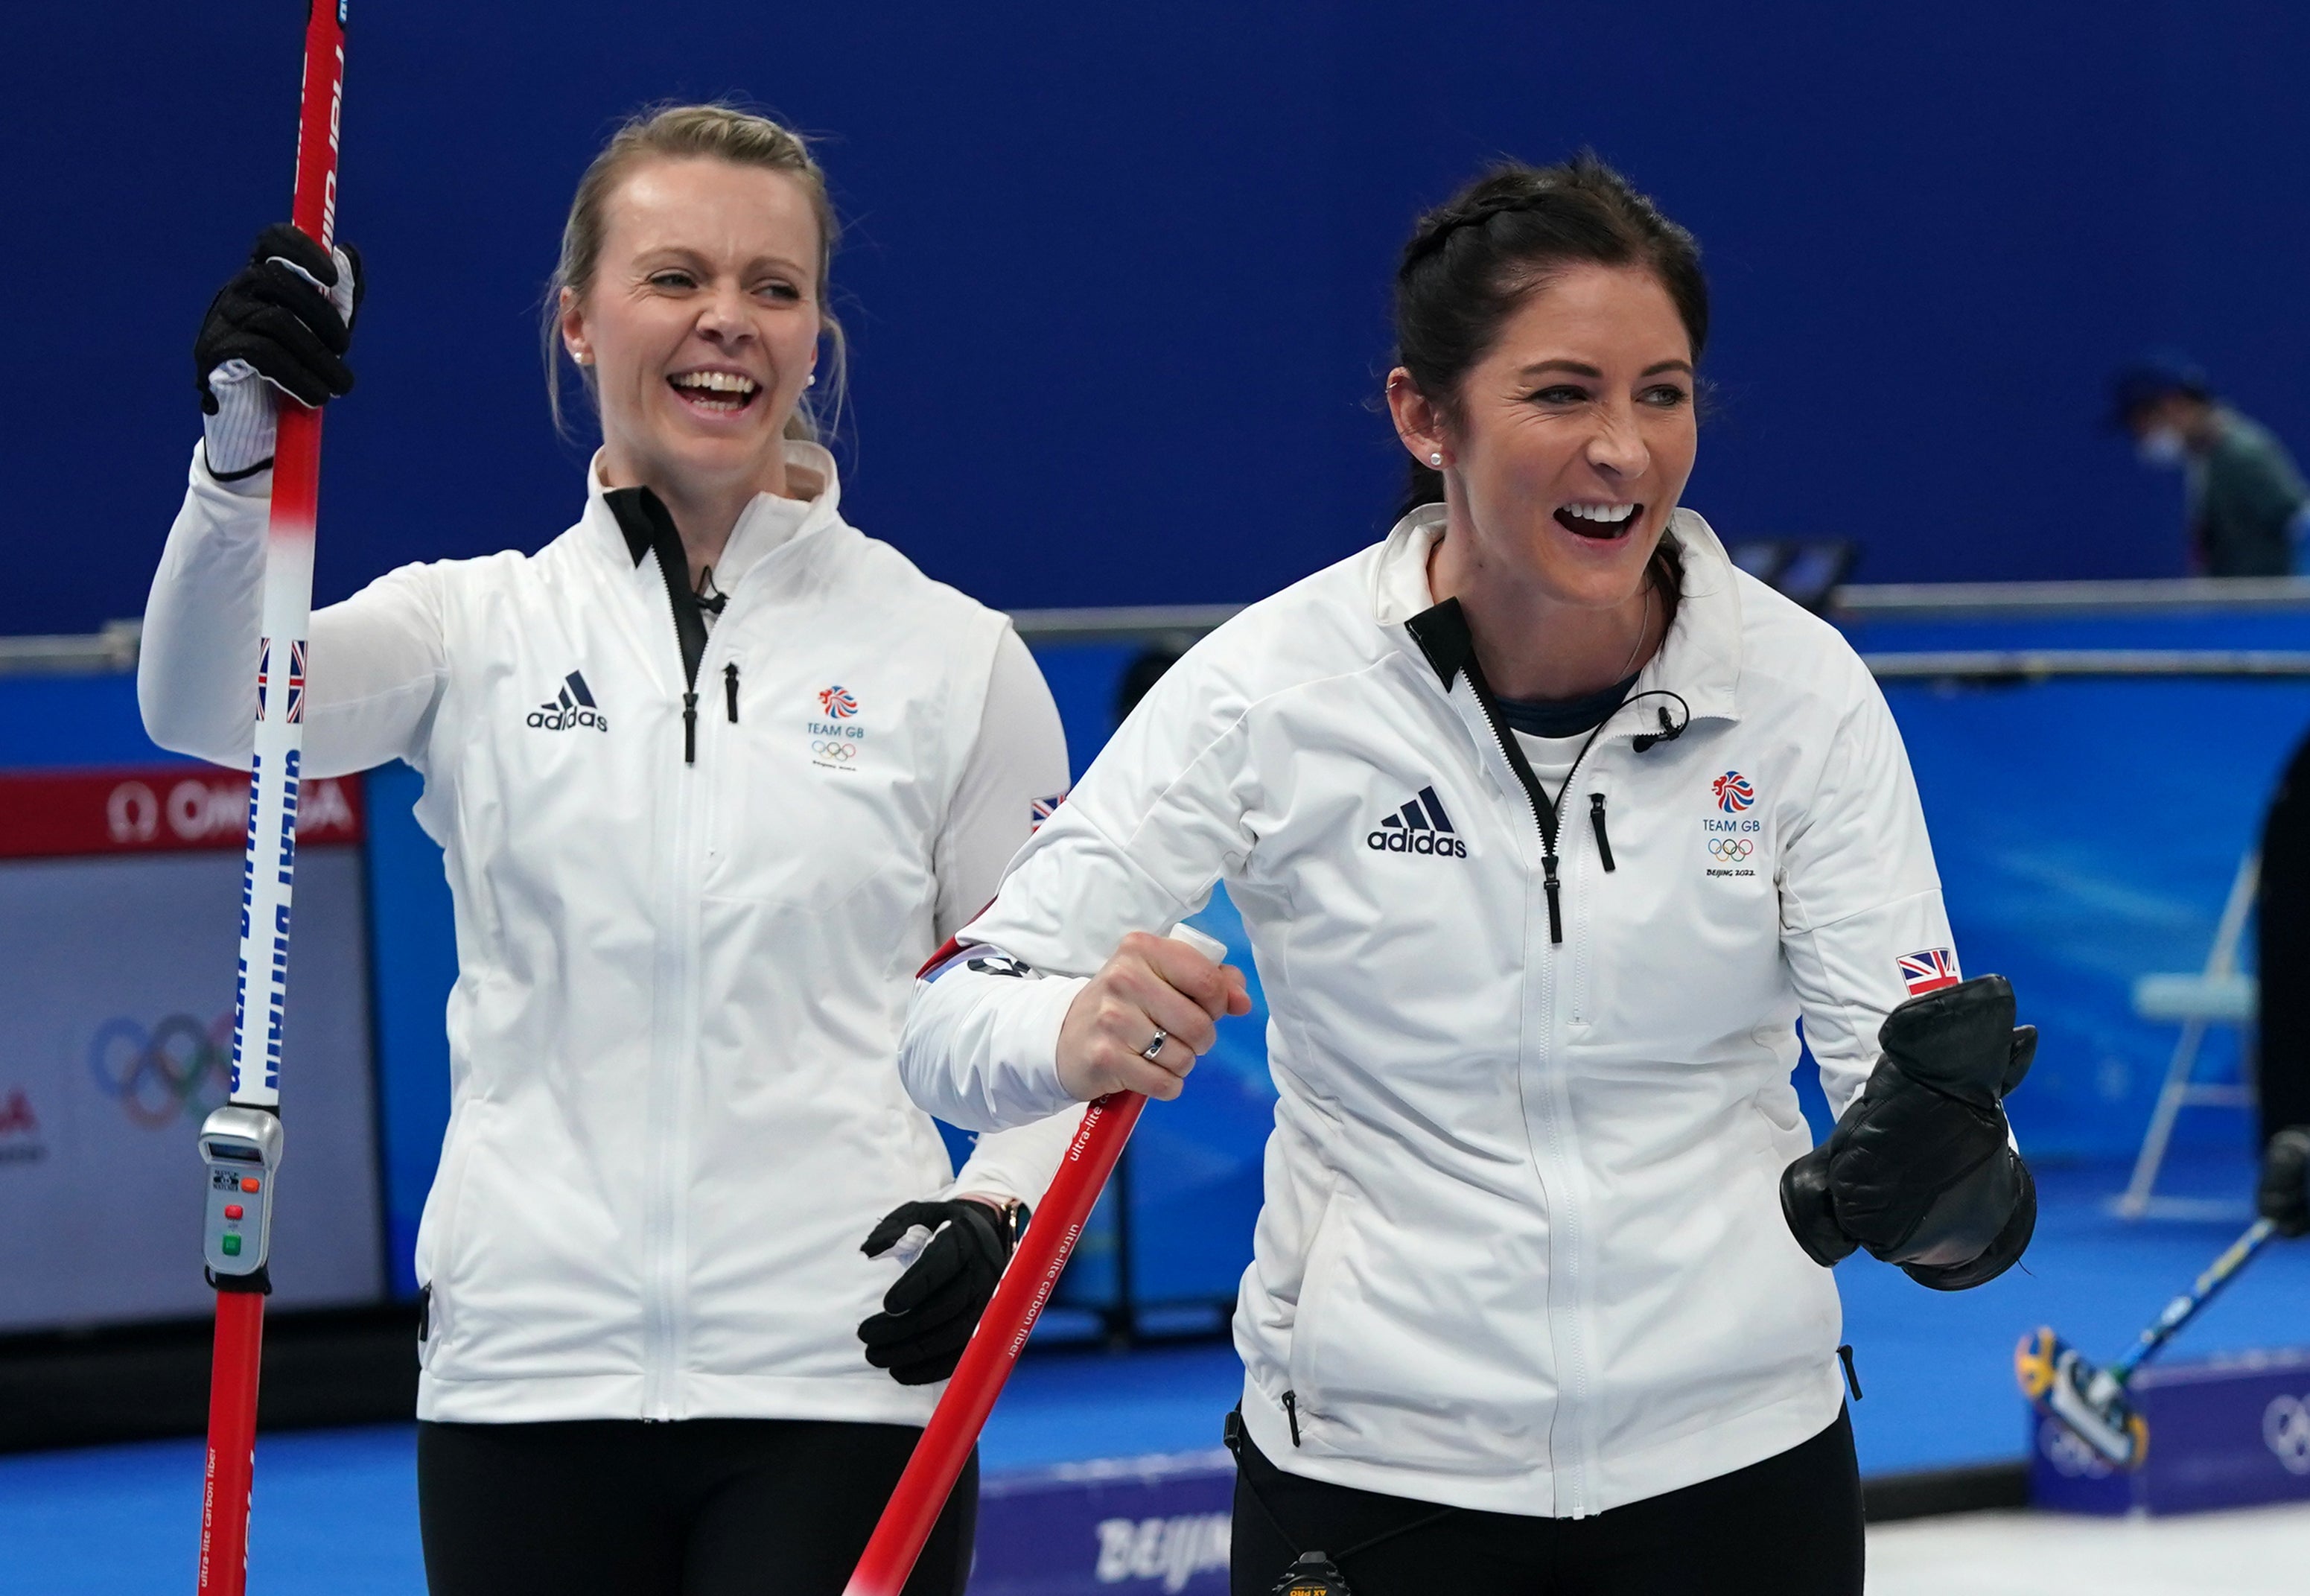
left=1140, top=1028, right=1170, bottom=1062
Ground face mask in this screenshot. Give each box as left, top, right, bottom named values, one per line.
left=2137, top=427, right=2187, bottom=468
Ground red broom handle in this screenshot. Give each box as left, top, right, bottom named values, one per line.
left=844, top=1092, right=1146, bottom=1596
left=196, top=1293, right=267, bottom=1595
left=270, top=0, right=348, bottom=564
left=195, top=7, right=348, bottom=1595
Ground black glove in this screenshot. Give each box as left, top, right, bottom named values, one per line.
left=857, top=1198, right=1022, bottom=1386
left=1780, top=974, right=2037, bottom=1290
left=195, top=222, right=364, bottom=411
left=2260, top=1127, right=2310, bottom=1239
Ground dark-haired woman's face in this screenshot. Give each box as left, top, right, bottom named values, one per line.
left=1396, top=263, right=1696, bottom=613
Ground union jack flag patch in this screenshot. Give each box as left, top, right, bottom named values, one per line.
left=1898, top=947, right=1961, bottom=995
left=285, top=640, right=308, bottom=725
left=1031, top=792, right=1066, bottom=830
left=255, top=637, right=271, bottom=721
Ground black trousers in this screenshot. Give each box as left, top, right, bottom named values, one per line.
left=416, top=1417, right=976, bottom=1596
left=1230, top=1408, right=1864, bottom=1596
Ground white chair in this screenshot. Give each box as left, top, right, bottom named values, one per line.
left=2113, top=851, right=2259, bottom=1220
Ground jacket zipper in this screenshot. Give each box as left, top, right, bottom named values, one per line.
left=639, top=500, right=714, bottom=1413
left=600, top=484, right=739, bottom=1415
left=620, top=488, right=711, bottom=768
left=1455, top=661, right=1635, bottom=1511
left=1400, top=602, right=1695, bottom=1518
left=724, top=661, right=740, bottom=723
left=1457, top=659, right=1607, bottom=944
left=649, top=634, right=734, bottom=1414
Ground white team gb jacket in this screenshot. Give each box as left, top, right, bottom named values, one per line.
left=903, top=504, right=1959, bottom=1516
left=143, top=442, right=1077, bottom=1427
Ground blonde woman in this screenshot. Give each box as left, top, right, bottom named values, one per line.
left=144, top=105, right=1075, bottom=1595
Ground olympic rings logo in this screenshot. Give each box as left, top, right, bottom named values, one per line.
left=810, top=740, right=858, bottom=761
left=1708, top=837, right=1755, bottom=860
left=2267, top=1394, right=2310, bottom=1475
left=88, top=1014, right=232, bottom=1128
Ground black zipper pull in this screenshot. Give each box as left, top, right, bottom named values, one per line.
left=682, top=690, right=699, bottom=765
left=1838, top=1344, right=1864, bottom=1402
left=1282, top=1389, right=1302, bottom=1447
left=723, top=661, right=739, bottom=724
left=1589, top=793, right=1617, bottom=873
left=1541, top=852, right=1564, bottom=944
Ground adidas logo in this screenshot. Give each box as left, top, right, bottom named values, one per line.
left=1366, top=785, right=1466, bottom=857
left=526, top=670, right=608, bottom=732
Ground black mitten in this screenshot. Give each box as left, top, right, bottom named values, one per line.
left=195, top=223, right=364, bottom=411
left=857, top=1198, right=1022, bottom=1385
left=1780, top=974, right=2037, bottom=1290
left=2260, top=1127, right=2310, bottom=1239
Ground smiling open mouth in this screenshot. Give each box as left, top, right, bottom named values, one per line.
left=1555, top=502, right=1641, bottom=540
left=668, top=370, right=761, bottom=415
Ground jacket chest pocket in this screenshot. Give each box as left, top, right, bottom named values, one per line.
left=1571, top=778, right=1781, bottom=1044
left=704, top=710, right=927, bottom=909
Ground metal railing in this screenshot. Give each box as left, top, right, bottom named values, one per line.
left=1833, top=575, right=2310, bottom=620
left=1862, top=649, right=2310, bottom=681
left=0, top=620, right=143, bottom=677
left=1005, top=605, right=1244, bottom=648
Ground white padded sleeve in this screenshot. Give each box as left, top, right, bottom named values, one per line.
left=140, top=445, right=448, bottom=780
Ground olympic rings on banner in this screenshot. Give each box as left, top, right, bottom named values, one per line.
left=88, top=1013, right=232, bottom=1128
left=2267, top=1394, right=2310, bottom=1475
left=811, top=740, right=858, bottom=760
left=1708, top=837, right=1755, bottom=860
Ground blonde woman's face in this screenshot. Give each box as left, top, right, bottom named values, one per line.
left=561, top=157, right=822, bottom=495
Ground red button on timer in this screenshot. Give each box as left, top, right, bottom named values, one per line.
left=224, top=1204, right=244, bottom=1221
left=241, top=1177, right=261, bottom=1193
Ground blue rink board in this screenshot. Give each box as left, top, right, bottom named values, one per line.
left=8, top=1159, right=2308, bottom=1595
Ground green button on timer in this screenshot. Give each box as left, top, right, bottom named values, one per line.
left=221, top=1235, right=242, bottom=1256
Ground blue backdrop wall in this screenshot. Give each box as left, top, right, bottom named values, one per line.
left=5, top=1, right=2309, bottom=636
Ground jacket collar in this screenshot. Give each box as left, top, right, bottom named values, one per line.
left=579, top=439, right=847, bottom=577
left=1375, top=501, right=1745, bottom=728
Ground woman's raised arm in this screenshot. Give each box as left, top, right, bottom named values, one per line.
left=139, top=448, right=448, bottom=778
left=143, top=226, right=444, bottom=779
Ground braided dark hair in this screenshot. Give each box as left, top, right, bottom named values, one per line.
left=1393, top=152, right=1708, bottom=519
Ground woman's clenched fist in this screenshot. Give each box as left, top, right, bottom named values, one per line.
left=1055, top=930, right=1252, bottom=1102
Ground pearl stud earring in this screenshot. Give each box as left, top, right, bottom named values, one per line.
left=1429, top=451, right=1442, bottom=467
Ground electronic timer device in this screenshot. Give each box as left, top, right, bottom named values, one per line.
left=199, top=1105, right=284, bottom=1282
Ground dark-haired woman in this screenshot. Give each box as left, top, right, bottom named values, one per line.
left=140, top=106, right=1080, bottom=1595
left=900, top=155, right=2034, bottom=1595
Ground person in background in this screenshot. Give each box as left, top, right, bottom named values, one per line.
left=2262, top=1128, right=2310, bottom=1239
left=2111, top=354, right=2310, bottom=576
